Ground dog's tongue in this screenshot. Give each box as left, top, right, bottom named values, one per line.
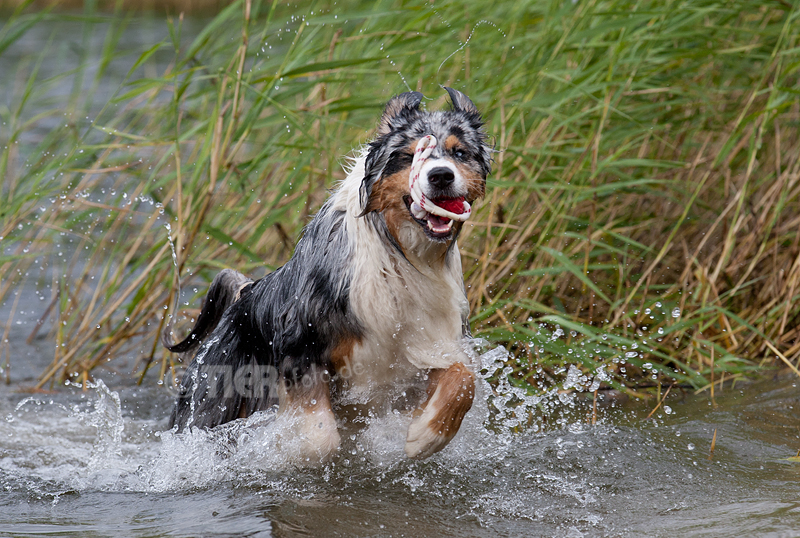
left=433, top=197, right=466, bottom=214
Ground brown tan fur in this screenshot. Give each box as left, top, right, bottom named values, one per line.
left=444, top=134, right=460, bottom=152
left=279, top=365, right=340, bottom=462
left=366, top=168, right=414, bottom=244
left=329, top=334, right=362, bottom=372
left=443, top=135, right=486, bottom=201
left=460, top=166, right=486, bottom=202
left=237, top=400, right=249, bottom=419
left=405, top=362, right=476, bottom=459
left=281, top=375, right=333, bottom=414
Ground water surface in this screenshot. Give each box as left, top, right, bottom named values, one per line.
left=3, top=13, right=800, bottom=538
left=2, top=287, right=800, bottom=538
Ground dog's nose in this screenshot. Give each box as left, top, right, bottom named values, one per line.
left=427, top=167, right=455, bottom=189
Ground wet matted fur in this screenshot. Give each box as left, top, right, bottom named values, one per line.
left=163, top=87, right=492, bottom=461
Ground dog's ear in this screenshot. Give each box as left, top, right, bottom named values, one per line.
left=444, top=86, right=479, bottom=115
left=359, top=141, right=384, bottom=216
left=362, top=92, right=421, bottom=215
left=377, top=91, right=423, bottom=136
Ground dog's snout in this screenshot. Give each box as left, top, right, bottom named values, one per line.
left=427, top=167, right=455, bottom=189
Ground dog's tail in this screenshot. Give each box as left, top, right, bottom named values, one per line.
left=162, top=268, right=253, bottom=355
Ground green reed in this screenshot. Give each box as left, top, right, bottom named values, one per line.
left=1, top=0, right=799, bottom=399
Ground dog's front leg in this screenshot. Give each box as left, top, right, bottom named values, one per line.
left=279, top=365, right=340, bottom=464
left=404, top=362, right=475, bottom=459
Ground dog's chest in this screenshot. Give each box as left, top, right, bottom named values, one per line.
left=341, top=254, right=468, bottom=400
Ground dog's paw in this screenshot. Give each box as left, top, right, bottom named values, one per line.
left=404, top=362, right=475, bottom=459
left=405, top=407, right=452, bottom=459
left=296, top=405, right=341, bottom=464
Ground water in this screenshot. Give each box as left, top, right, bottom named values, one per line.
left=3, top=375, right=800, bottom=537
left=4, top=13, right=800, bottom=538
left=3, top=280, right=800, bottom=538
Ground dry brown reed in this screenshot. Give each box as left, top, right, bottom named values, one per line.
left=1, top=0, right=798, bottom=397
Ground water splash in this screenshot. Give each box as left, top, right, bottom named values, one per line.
left=0, top=342, right=603, bottom=496
left=388, top=55, right=412, bottom=92
left=4, top=353, right=793, bottom=536
left=434, top=20, right=507, bottom=84
left=163, top=221, right=182, bottom=351
left=164, top=221, right=179, bottom=272
left=1, top=380, right=156, bottom=494
left=82, top=379, right=125, bottom=468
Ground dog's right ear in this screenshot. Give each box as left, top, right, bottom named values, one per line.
left=359, top=141, right=384, bottom=216
left=377, top=91, right=423, bottom=136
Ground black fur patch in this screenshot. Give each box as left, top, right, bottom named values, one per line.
left=167, top=87, right=491, bottom=433
left=169, top=203, right=363, bottom=431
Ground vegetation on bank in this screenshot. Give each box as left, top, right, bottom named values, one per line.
left=1, top=0, right=799, bottom=400
left=0, top=0, right=232, bottom=14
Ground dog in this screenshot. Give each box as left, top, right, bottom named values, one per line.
left=163, top=87, right=492, bottom=462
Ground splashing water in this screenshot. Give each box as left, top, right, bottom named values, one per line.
left=164, top=221, right=183, bottom=338
left=0, top=343, right=571, bottom=494
left=376, top=12, right=508, bottom=99
left=3, top=380, right=148, bottom=494
left=434, top=19, right=508, bottom=84
left=3, top=344, right=800, bottom=536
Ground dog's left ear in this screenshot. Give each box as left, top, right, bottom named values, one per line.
left=444, top=86, right=480, bottom=115
left=377, top=91, right=423, bottom=136
left=360, top=92, right=423, bottom=215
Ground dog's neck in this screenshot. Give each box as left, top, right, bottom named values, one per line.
left=392, top=219, right=458, bottom=275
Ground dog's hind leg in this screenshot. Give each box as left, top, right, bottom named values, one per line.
left=404, top=362, right=475, bottom=459
left=278, top=365, right=340, bottom=464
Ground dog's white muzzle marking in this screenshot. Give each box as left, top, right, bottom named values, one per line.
left=408, top=135, right=472, bottom=222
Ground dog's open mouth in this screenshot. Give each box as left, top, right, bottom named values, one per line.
left=405, top=195, right=466, bottom=239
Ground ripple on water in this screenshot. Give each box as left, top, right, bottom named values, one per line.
left=3, top=348, right=800, bottom=536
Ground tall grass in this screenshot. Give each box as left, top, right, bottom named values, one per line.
left=1, top=0, right=799, bottom=398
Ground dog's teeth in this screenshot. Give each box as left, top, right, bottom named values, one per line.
left=427, top=217, right=453, bottom=234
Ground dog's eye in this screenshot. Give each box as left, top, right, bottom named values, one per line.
left=453, top=149, right=466, bottom=159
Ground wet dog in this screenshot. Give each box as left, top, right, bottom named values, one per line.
left=163, top=87, right=492, bottom=461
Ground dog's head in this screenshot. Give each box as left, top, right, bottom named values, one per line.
left=359, top=88, right=491, bottom=247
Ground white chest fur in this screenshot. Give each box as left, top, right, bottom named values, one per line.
left=362, top=251, right=464, bottom=344
left=346, top=218, right=469, bottom=394
left=328, top=156, right=472, bottom=401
